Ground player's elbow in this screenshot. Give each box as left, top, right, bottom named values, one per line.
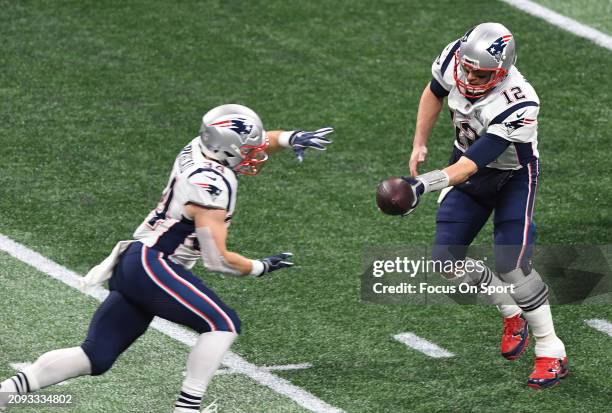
left=445, top=156, right=478, bottom=186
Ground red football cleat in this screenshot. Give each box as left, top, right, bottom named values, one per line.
left=528, top=357, right=569, bottom=389
left=501, top=313, right=529, bottom=360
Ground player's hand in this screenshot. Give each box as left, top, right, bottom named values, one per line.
left=290, top=127, right=334, bottom=162
left=409, top=145, right=428, bottom=177
left=254, top=252, right=294, bottom=276
left=399, top=176, right=425, bottom=216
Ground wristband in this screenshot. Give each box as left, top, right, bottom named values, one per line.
left=278, top=131, right=296, bottom=148
left=416, top=170, right=450, bottom=193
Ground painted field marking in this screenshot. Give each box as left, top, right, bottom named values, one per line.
left=585, top=319, right=612, bottom=337
left=393, top=333, right=455, bottom=358
left=215, top=363, right=313, bottom=376
left=501, top=0, right=612, bottom=51
left=0, top=234, right=343, bottom=413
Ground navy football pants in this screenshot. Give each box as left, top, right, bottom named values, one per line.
left=433, top=159, right=539, bottom=274
left=81, top=242, right=240, bottom=375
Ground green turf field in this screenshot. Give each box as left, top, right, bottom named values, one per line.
left=1, top=0, right=611, bottom=412
left=532, top=0, right=612, bottom=34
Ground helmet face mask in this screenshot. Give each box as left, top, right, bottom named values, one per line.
left=453, top=22, right=516, bottom=98
left=234, top=140, right=270, bottom=176
left=199, top=104, right=269, bottom=175
left=453, top=51, right=508, bottom=98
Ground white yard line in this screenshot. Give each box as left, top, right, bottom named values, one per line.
left=0, top=234, right=343, bottom=413
left=393, top=333, right=455, bottom=358
left=585, top=319, right=612, bottom=337
left=501, top=0, right=612, bottom=51
left=264, top=363, right=313, bottom=371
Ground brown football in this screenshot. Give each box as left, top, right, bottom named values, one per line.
left=376, top=177, right=414, bottom=216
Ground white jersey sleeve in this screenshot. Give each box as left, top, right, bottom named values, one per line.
left=180, top=169, right=231, bottom=211
left=486, top=103, right=539, bottom=143
left=431, top=39, right=461, bottom=93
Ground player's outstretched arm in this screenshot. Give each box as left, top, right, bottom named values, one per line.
left=186, top=203, right=294, bottom=277
left=266, top=128, right=334, bottom=162
left=397, top=157, right=476, bottom=216
left=401, top=134, right=507, bottom=216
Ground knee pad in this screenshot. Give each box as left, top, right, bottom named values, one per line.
left=499, top=268, right=548, bottom=312
left=80, top=342, right=118, bottom=376
left=494, top=244, right=534, bottom=274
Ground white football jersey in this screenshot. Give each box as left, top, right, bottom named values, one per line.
left=133, top=137, right=237, bottom=269
left=432, top=40, right=540, bottom=170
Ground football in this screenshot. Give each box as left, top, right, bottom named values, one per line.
left=376, top=177, right=415, bottom=216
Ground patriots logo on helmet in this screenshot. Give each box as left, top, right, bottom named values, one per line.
left=210, top=117, right=254, bottom=137
left=504, top=117, right=535, bottom=134
left=486, top=35, right=512, bottom=62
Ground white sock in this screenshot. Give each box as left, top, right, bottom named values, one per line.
left=498, top=304, right=522, bottom=318
left=522, top=303, right=566, bottom=358
left=0, top=347, right=91, bottom=409
left=174, top=331, right=237, bottom=413
left=0, top=376, right=19, bottom=409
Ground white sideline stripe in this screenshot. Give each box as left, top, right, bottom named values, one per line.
left=214, top=363, right=313, bottom=376
left=0, top=234, right=343, bottom=413
left=585, top=319, right=612, bottom=337
left=393, top=333, right=455, bottom=358
left=501, top=0, right=612, bottom=51
left=10, top=363, right=69, bottom=386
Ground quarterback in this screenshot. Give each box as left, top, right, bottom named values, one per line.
left=0, top=104, right=333, bottom=411
left=405, top=23, right=567, bottom=388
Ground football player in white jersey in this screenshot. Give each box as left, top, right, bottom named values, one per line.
left=403, top=23, right=567, bottom=388
left=0, top=104, right=333, bottom=412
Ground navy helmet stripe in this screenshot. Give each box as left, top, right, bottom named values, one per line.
left=440, top=40, right=461, bottom=77
left=188, top=168, right=233, bottom=211
left=490, top=101, right=539, bottom=125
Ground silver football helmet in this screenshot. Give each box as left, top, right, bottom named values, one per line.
left=199, top=104, right=269, bottom=175
left=453, top=22, right=517, bottom=98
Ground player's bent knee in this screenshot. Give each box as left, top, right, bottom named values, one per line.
left=198, top=307, right=241, bottom=335
left=499, top=268, right=548, bottom=312
left=80, top=342, right=119, bottom=376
